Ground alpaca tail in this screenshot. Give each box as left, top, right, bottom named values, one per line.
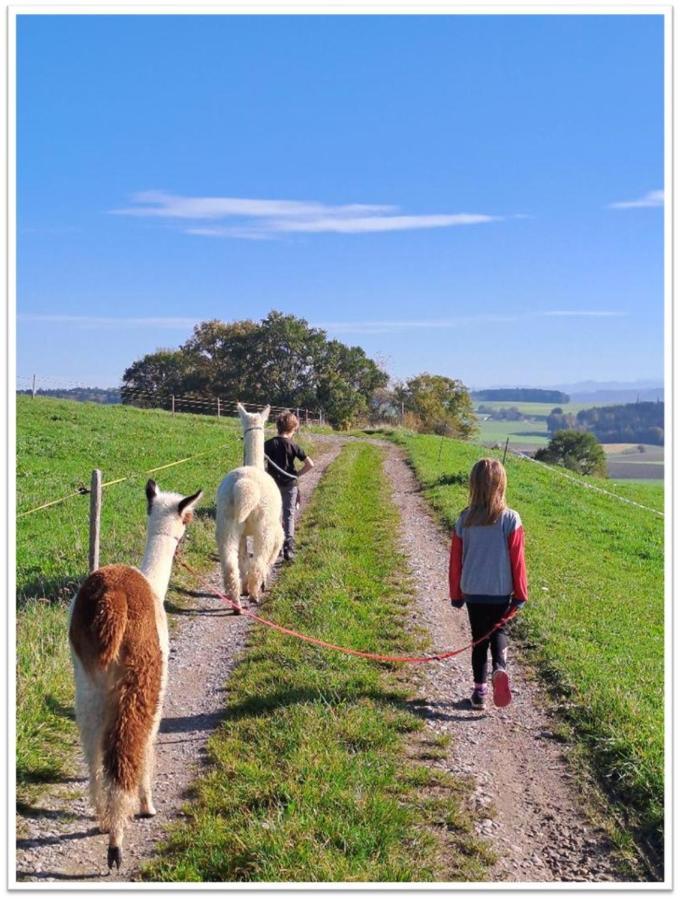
left=231, top=477, right=261, bottom=524
left=100, top=657, right=162, bottom=868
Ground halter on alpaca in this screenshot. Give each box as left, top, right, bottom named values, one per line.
left=215, top=403, right=284, bottom=612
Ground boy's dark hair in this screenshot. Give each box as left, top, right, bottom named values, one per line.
left=276, top=411, right=299, bottom=435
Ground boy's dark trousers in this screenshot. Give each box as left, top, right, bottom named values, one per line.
left=466, top=600, right=512, bottom=683
left=280, top=482, right=298, bottom=553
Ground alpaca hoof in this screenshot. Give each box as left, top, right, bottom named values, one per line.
left=233, top=605, right=242, bottom=615
left=108, top=847, right=122, bottom=870
left=138, top=807, right=157, bottom=819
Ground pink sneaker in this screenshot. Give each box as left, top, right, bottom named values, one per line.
left=492, top=669, right=512, bottom=707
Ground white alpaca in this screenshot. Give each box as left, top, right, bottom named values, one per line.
left=215, top=403, right=284, bottom=613
left=68, top=480, right=202, bottom=870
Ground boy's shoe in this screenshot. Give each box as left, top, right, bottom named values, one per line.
left=283, top=546, right=295, bottom=562
left=469, top=689, right=487, bottom=710
left=492, top=668, right=512, bottom=707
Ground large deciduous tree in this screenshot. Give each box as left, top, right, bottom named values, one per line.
left=120, top=311, right=388, bottom=427
left=535, top=429, right=607, bottom=477
left=400, top=374, right=477, bottom=437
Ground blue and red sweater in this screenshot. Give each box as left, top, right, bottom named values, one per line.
left=449, top=507, right=528, bottom=603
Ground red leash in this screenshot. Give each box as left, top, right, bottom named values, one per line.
left=179, top=561, right=517, bottom=665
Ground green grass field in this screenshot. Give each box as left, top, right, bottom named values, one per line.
left=15, top=396, right=316, bottom=802
left=475, top=400, right=603, bottom=416
left=385, top=430, right=664, bottom=858
left=475, top=418, right=550, bottom=448
left=144, top=443, right=491, bottom=882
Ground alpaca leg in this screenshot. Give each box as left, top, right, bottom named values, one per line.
left=267, top=525, right=285, bottom=573
left=247, top=529, right=280, bottom=600
left=138, top=696, right=164, bottom=817
left=218, top=534, right=242, bottom=613
left=138, top=737, right=157, bottom=817
left=106, top=785, right=136, bottom=870
left=73, top=666, right=106, bottom=825
left=239, top=536, right=250, bottom=596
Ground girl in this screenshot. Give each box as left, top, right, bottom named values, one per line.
left=448, top=458, right=527, bottom=709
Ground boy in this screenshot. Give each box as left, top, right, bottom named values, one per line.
left=264, top=411, right=314, bottom=561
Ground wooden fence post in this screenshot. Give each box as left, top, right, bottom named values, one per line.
left=171, top=395, right=176, bottom=416
left=217, top=397, right=221, bottom=418
left=89, top=468, right=102, bottom=573
left=31, top=374, right=36, bottom=398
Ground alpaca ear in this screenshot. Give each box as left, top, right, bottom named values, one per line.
left=260, top=404, right=271, bottom=422
left=146, top=479, right=158, bottom=513
left=237, top=402, right=249, bottom=424
left=178, top=489, right=203, bottom=523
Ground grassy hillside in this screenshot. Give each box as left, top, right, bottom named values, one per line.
left=15, top=396, right=315, bottom=801
left=386, top=430, right=664, bottom=859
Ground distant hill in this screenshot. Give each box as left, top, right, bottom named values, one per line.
left=567, top=387, right=664, bottom=404
left=472, top=388, right=570, bottom=403
left=549, top=380, right=663, bottom=404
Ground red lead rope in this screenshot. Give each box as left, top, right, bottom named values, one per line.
left=179, top=560, right=518, bottom=665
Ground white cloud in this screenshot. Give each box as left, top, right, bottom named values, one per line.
left=269, top=213, right=498, bottom=233
left=112, top=191, right=396, bottom=220
left=111, top=191, right=505, bottom=237
left=608, top=189, right=664, bottom=209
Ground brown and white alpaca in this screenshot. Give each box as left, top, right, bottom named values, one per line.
left=215, top=403, right=284, bottom=612
left=68, top=479, right=202, bottom=871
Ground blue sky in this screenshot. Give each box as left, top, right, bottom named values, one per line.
left=17, top=13, right=664, bottom=390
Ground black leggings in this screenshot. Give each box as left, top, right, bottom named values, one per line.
left=467, top=601, right=512, bottom=684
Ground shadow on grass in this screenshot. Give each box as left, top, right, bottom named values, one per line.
left=45, top=695, right=75, bottom=721
left=17, top=573, right=83, bottom=609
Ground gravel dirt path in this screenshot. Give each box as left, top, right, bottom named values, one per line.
left=381, top=443, right=630, bottom=884
left=15, top=440, right=342, bottom=884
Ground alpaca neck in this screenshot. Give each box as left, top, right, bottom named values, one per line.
left=243, top=427, right=264, bottom=469
left=140, top=533, right=177, bottom=601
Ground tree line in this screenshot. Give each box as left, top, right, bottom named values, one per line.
left=121, top=311, right=478, bottom=433
left=473, top=388, right=570, bottom=403
left=547, top=401, right=664, bottom=446
left=17, top=387, right=121, bottom=404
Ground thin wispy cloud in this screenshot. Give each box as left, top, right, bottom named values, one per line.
left=111, top=191, right=504, bottom=238
left=539, top=310, right=626, bottom=318
left=20, top=309, right=627, bottom=334
left=608, top=189, right=664, bottom=209
left=317, top=310, right=627, bottom=334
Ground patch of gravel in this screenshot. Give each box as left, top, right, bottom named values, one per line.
left=381, top=444, right=631, bottom=884
left=15, top=441, right=343, bottom=884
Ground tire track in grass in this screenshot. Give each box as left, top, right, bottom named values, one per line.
left=141, top=442, right=491, bottom=883
left=15, top=442, right=342, bottom=884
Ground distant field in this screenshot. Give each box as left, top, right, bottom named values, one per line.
left=475, top=407, right=664, bottom=481
left=475, top=401, right=601, bottom=417
left=475, top=418, right=549, bottom=448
